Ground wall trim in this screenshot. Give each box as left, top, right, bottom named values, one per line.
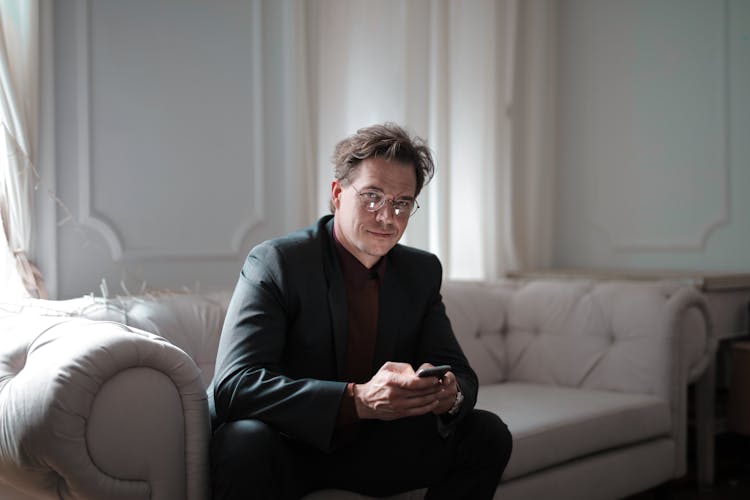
left=595, top=0, right=731, bottom=253
left=74, top=0, right=264, bottom=261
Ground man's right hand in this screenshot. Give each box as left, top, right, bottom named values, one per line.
left=352, top=362, right=442, bottom=420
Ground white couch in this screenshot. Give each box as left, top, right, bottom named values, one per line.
left=0, top=278, right=715, bottom=500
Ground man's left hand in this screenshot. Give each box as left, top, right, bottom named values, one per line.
left=416, top=363, right=459, bottom=416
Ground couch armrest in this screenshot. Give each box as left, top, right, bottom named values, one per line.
left=0, top=315, right=210, bottom=500
left=671, top=288, right=715, bottom=384
left=665, top=286, right=715, bottom=479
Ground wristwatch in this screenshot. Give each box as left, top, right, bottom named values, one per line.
left=448, top=384, right=464, bottom=416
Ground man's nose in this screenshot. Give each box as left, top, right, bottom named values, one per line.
left=375, top=201, right=395, bottom=223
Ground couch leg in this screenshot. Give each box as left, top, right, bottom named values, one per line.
left=695, top=361, right=716, bottom=487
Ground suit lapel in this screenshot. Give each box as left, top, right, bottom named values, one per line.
left=322, top=217, right=348, bottom=378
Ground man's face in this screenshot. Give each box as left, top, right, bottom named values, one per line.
left=331, top=157, right=417, bottom=268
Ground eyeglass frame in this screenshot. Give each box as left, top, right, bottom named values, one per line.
left=348, top=183, right=420, bottom=218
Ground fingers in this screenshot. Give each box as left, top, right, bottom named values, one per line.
left=378, top=362, right=456, bottom=395
left=357, top=362, right=460, bottom=420
left=372, top=393, right=442, bottom=420
left=389, top=382, right=454, bottom=418
left=377, top=375, right=442, bottom=401
left=354, top=374, right=442, bottom=420
left=431, top=374, right=458, bottom=415
left=381, top=361, right=416, bottom=376
left=378, top=362, right=439, bottom=391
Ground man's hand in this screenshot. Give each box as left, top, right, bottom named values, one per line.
left=416, top=362, right=459, bottom=416
left=352, top=362, right=443, bottom=420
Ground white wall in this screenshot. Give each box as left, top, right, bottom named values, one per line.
left=39, top=0, right=750, bottom=298
left=554, top=0, right=750, bottom=272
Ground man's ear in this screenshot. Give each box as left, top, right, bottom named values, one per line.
left=331, top=180, right=342, bottom=210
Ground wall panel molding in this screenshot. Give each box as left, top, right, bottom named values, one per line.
left=74, top=0, right=264, bottom=261
left=589, top=0, right=730, bottom=253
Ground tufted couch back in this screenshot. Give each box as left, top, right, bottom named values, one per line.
left=113, top=291, right=231, bottom=389
left=442, top=279, right=711, bottom=400
left=6, top=278, right=710, bottom=401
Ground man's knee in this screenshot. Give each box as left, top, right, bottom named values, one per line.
left=211, top=419, right=284, bottom=473
left=463, top=409, right=513, bottom=471
left=211, top=420, right=293, bottom=500
left=211, top=420, right=296, bottom=485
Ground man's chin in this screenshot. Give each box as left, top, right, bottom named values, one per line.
left=361, top=241, right=394, bottom=258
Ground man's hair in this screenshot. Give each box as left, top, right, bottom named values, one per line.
left=330, top=123, right=435, bottom=212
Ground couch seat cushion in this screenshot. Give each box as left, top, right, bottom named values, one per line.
left=476, top=382, right=671, bottom=480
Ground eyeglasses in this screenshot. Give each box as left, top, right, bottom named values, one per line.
left=350, top=184, right=420, bottom=218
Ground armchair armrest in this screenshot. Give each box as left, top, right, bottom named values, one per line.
left=0, top=315, right=210, bottom=500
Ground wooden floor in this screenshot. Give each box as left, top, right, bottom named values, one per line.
left=627, top=433, right=750, bottom=500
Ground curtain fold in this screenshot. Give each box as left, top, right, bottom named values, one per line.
left=306, top=0, right=557, bottom=280
left=509, top=0, right=558, bottom=271
left=0, top=0, right=46, bottom=299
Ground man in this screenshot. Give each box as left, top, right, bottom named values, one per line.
left=210, top=123, right=512, bottom=499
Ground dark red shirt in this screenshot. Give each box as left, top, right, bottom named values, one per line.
left=332, top=227, right=386, bottom=440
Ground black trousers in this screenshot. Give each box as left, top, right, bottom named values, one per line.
left=210, top=409, right=512, bottom=500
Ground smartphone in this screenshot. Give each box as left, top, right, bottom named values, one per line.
left=416, top=364, right=452, bottom=379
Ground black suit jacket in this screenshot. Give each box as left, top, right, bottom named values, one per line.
left=211, top=215, right=478, bottom=451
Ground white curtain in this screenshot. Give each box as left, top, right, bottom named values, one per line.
left=297, top=0, right=557, bottom=280
left=0, top=0, right=46, bottom=299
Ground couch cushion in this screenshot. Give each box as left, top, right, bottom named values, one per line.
left=476, top=382, right=671, bottom=480
left=501, top=279, right=708, bottom=400
left=441, top=281, right=512, bottom=384
left=122, top=291, right=231, bottom=389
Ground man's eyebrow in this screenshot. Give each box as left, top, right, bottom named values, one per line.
left=360, top=185, right=415, bottom=200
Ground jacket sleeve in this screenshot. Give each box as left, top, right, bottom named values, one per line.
left=414, top=256, right=479, bottom=436
left=212, top=243, right=346, bottom=452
